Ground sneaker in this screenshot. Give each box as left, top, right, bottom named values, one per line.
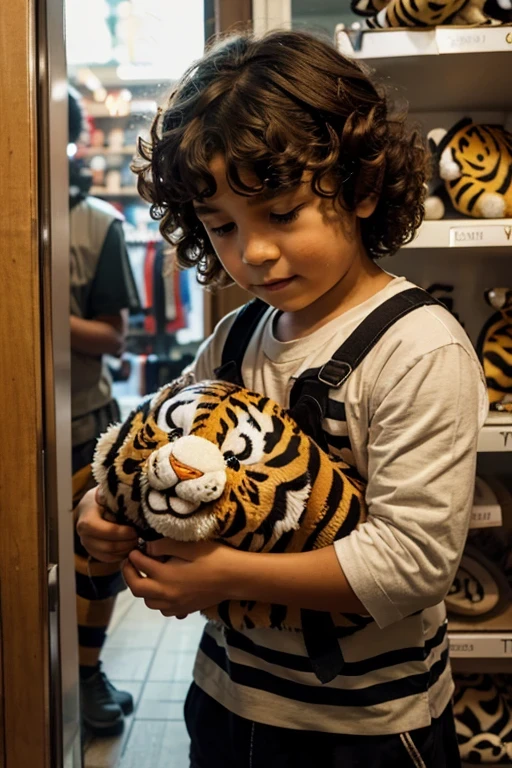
left=80, top=668, right=126, bottom=737
left=105, top=677, right=134, bottom=716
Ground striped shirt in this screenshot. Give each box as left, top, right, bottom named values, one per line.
left=189, top=275, right=488, bottom=735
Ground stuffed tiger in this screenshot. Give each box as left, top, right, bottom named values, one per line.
left=454, top=674, right=512, bottom=763
left=350, top=0, right=494, bottom=29
left=433, top=118, right=512, bottom=219
left=477, top=288, right=512, bottom=412
left=92, top=377, right=368, bottom=634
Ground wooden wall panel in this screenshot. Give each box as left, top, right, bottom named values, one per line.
left=202, top=0, right=254, bottom=334
left=214, top=0, right=252, bottom=32
left=0, top=0, right=50, bottom=765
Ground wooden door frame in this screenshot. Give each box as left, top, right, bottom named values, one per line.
left=0, top=0, right=51, bottom=765
left=202, top=0, right=254, bottom=336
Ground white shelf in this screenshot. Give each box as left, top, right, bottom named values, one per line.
left=478, top=413, right=512, bottom=452
left=80, top=146, right=137, bottom=157
left=335, top=25, right=512, bottom=111
left=90, top=186, right=140, bottom=198
left=449, top=631, right=512, bottom=658
left=403, top=219, right=512, bottom=249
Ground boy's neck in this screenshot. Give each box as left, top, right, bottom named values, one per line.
left=275, top=258, right=394, bottom=342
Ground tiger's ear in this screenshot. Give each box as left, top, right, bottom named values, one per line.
left=168, top=371, right=195, bottom=395
left=91, top=422, right=122, bottom=490
left=427, top=128, right=447, bottom=151
left=428, top=127, right=461, bottom=182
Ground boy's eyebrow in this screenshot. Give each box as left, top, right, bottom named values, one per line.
left=193, top=202, right=221, bottom=216
left=193, top=188, right=294, bottom=217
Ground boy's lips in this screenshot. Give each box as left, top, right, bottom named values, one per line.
left=257, top=276, right=296, bottom=292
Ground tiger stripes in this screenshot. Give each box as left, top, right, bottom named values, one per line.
left=454, top=674, right=512, bottom=764
left=478, top=288, right=512, bottom=412
left=439, top=118, right=512, bottom=219
left=351, top=0, right=473, bottom=29
left=94, top=379, right=369, bottom=634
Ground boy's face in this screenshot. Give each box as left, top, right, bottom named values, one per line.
left=193, top=155, right=377, bottom=316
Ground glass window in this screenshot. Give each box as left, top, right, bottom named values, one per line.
left=292, top=0, right=358, bottom=36
left=66, top=0, right=205, bottom=412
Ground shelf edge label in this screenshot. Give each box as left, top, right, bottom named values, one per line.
left=436, top=27, right=512, bottom=53
left=450, top=635, right=512, bottom=657
left=449, top=224, right=512, bottom=248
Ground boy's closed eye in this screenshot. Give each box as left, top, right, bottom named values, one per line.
left=207, top=205, right=305, bottom=238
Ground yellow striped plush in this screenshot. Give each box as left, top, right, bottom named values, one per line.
left=478, top=288, right=512, bottom=413
left=438, top=118, right=512, bottom=219
left=351, top=0, right=493, bottom=29
left=92, top=378, right=367, bottom=632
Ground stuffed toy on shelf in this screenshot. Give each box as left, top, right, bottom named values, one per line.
left=477, top=287, right=512, bottom=412
left=427, top=118, right=512, bottom=220
left=350, top=0, right=500, bottom=29
left=424, top=129, right=450, bottom=221
left=454, top=674, right=512, bottom=764
left=92, top=375, right=371, bottom=680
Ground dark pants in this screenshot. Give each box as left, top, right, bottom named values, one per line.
left=184, top=682, right=461, bottom=768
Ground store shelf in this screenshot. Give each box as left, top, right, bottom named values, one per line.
left=450, top=602, right=512, bottom=658
left=403, top=218, right=512, bottom=250
left=335, top=25, right=512, bottom=110
left=90, top=186, right=140, bottom=198
left=79, top=146, right=137, bottom=156
left=449, top=631, right=512, bottom=658
left=86, top=102, right=156, bottom=118
left=478, top=413, right=512, bottom=452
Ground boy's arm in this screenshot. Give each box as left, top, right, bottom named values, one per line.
left=331, top=342, right=488, bottom=626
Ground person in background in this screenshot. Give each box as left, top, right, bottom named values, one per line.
left=68, top=86, right=140, bottom=737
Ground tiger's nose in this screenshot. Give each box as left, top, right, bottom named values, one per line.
left=170, top=455, right=204, bottom=482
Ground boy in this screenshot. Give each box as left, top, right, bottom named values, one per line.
left=77, top=30, right=487, bottom=766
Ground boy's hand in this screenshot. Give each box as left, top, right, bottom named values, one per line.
left=76, top=487, right=138, bottom=563
left=123, top=539, right=237, bottom=618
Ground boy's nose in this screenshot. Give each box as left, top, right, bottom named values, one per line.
left=241, top=235, right=280, bottom=265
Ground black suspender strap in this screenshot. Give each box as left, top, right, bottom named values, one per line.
left=213, top=298, right=269, bottom=386
left=289, top=288, right=441, bottom=447
left=293, top=287, right=441, bottom=685
left=314, top=287, right=440, bottom=389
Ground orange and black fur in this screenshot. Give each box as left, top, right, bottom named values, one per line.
left=477, top=288, right=512, bottom=412
left=93, top=378, right=369, bottom=633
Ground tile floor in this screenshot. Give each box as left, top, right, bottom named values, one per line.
left=84, top=590, right=205, bottom=768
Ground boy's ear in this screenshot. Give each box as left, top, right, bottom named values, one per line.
left=355, top=194, right=378, bottom=219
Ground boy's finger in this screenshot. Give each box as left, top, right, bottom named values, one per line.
left=128, top=548, right=166, bottom=578
left=78, top=514, right=139, bottom=542
left=90, top=539, right=137, bottom=556
left=146, top=538, right=211, bottom=559
left=123, top=559, right=161, bottom=599
left=95, top=486, right=106, bottom=507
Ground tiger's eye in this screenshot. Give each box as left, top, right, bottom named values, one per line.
left=225, top=453, right=240, bottom=471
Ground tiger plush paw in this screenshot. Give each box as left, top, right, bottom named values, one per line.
left=479, top=192, right=507, bottom=219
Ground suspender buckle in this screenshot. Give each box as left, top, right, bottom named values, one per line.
left=317, top=360, right=352, bottom=388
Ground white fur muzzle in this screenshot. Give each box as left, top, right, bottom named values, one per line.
left=141, top=435, right=227, bottom=540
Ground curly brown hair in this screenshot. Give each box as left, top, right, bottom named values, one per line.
left=134, top=29, right=427, bottom=288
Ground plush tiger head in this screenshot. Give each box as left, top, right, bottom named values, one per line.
left=439, top=120, right=504, bottom=183
left=92, top=379, right=317, bottom=549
